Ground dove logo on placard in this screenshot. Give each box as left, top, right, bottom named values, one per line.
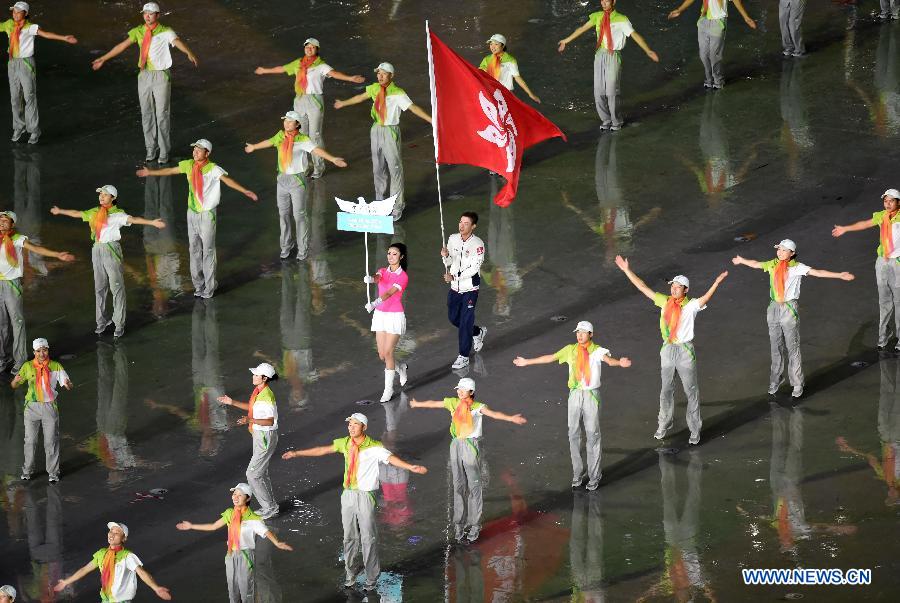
left=335, top=194, right=398, bottom=216
left=476, top=89, right=519, bottom=173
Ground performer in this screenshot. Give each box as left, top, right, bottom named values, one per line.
left=832, top=189, right=900, bottom=350
left=12, top=337, right=71, bottom=482
left=244, top=112, right=347, bottom=260
left=281, top=412, right=427, bottom=591
left=254, top=38, right=364, bottom=178
left=176, top=484, right=293, bottom=603
left=479, top=34, right=541, bottom=103
left=50, top=185, right=165, bottom=338
left=0, top=210, right=73, bottom=371
left=441, top=211, right=487, bottom=370
left=137, top=139, right=258, bottom=298
left=732, top=239, right=854, bottom=397
left=667, top=0, right=756, bottom=89
left=92, top=2, right=198, bottom=163
left=557, top=0, right=659, bottom=130
left=54, top=522, right=172, bottom=601
left=364, top=243, right=409, bottom=402
left=615, top=255, right=727, bottom=444
left=218, top=363, right=280, bottom=520
left=333, top=62, right=432, bottom=221
left=513, top=320, right=631, bottom=490
left=2, top=1, right=77, bottom=144
left=410, top=378, right=526, bottom=543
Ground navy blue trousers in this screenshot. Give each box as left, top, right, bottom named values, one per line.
left=447, top=289, right=481, bottom=357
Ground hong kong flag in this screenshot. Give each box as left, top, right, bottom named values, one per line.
left=427, top=28, right=566, bottom=207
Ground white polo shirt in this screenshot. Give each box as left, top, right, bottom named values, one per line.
left=479, top=53, right=520, bottom=90
left=81, top=207, right=131, bottom=243
left=269, top=131, right=318, bottom=175
left=443, top=233, right=485, bottom=293
left=220, top=507, right=269, bottom=550
left=178, top=160, right=228, bottom=213
left=366, top=82, right=413, bottom=126
left=334, top=436, right=393, bottom=492
left=283, top=57, right=333, bottom=95
left=761, top=260, right=811, bottom=302
left=127, top=24, right=178, bottom=71
left=588, top=11, right=635, bottom=52
left=251, top=386, right=278, bottom=432
left=653, top=293, right=706, bottom=344
left=91, top=548, right=142, bottom=602
left=1, top=20, right=39, bottom=58
left=0, top=233, right=27, bottom=280
left=700, top=0, right=730, bottom=21
left=443, top=397, right=487, bottom=439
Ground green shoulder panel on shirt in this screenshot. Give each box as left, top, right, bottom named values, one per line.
left=178, top=159, right=219, bottom=175
left=283, top=58, right=300, bottom=75
left=873, top=210, right=889, bottom=226
left=269, top=130, right=312, bottom=146
left=556, top=342, right=600, bottom=365
left=761, top=259, right=798, bottom=274
left=254, top=386, right=275, bottom=403
left=479, top=52, right=518, bottom=70
left=221, top=507, right=261, bottom=523
left=366, top=82, right=405, bottom=99
left=81, top=206, right=125, bottom=222
left=0, top=19, right=13, bottom=35
left=127, top=23, right=173, bottom=43
left=652, top=292, right=669, bottom=308
left=443, top=397, right=485, bottom=413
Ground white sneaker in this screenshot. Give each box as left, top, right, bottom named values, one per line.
left=397, top=363, right=408, bottom=386
left=472, top=327, right=487, bottom=352
left=688, top=433, right=700, bottom=445
left=451, top=355, right=470, bottom=370
left=653, top=427, right=667, bottom=440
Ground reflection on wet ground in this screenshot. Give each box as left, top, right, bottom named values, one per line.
left=1, top=1, right=899, bottom=601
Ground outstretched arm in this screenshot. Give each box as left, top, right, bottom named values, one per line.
left=696, top=271, right=729, bottom=307
left=217, top=395, right=249, bottom=411
left=731, top=255, right=764, bottom=269
left=409, top=398, right=446, bottom=409
left=327, top=69, right=365, bottom=84
left=832, top=219, right=876, bottom=237
left=127, top=216, right=166, bottom=229
left=312, top=147, right=348, bottom=167
left=175, top=518, right=227, bottom=532
left=512, top=75, right=541, bottom=103
left=614, top=255, right=657, bottom=301
left=602, top=354, right=632, bottom=368
left=807, top=268, right=855, bottom=281
left=631, top=32, right=659, bottom=63
left=282, top=444, right=336, bottom=459
left=408, top=103, right=433, bottom=124
left=49, top=207, right=83, bottom=219
left=221, top=175, right=259, bottom=202
left=92, top=37, right=133, bottom=70
left=557, top=20, right=593, bottom=52
left=173, top=37, right=199, bottom=67
left=513, top=354, right=556, bottom=367
left=668, top=0, right=696, bottom=19
left=135, top=567, right=172, bottom=601
left=22, top=241, right=75, bottom=262
left=36, top=29, right=78, bottom=44
left=54, top=561, right=97, bottom=591
left=244, top=139, right=275, bottom=153
left=136, top=166, right=181, bottom=177
left=388, top=454, right=427, bottom=474
left=334, top=92, right=369, bottom=109
left=732, top=0, right=757, bottom=29
left=254, top=65, right=286, bottom=75
left=263, top=530, right=294, bottom=551
left=481, top=407, right=527, bottom=425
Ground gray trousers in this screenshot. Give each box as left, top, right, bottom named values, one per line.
left=450, top=437, right=483, bottom=539
left=779, top=0, right=806, bottom=55
left=876, top=257, right=900, bottom=347
left=567, top=388, right=602, bottom=488
left=92, top=242, right=126, bottom=332
left=8, top=57, right=39, bottom=136
left=247, top=429, right=279, bottom=516
left=0, top=278, right=27, bottom=370
left=137, top=70, right=171, bottom=160
left=880, top=0, right=899, bottom=18
left=767, top=301, right=803, bottom=392
left=22, top=401, right=60, bottom=478
left=697, top=18, right=726, bottom=87
left=276, top=173, right=309, bottom=260
left=593, top=51, right=622, bottom=126
left=370, top=125, right=404, bottom=215
left=659, top=343, right=702, bottom=436
left=293, top=94, right=325, bottom=176
left=341, top=489, right=379, bottom=586
left=187, top=209, right=217, bottom=297
left=225, top=549, right=254, bottom=603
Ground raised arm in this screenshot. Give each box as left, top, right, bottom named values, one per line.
left=732, top=0, right=757, bottom=29
left=387, top=454, right=427, bottom=474
left=334, top=92, right=370, bottom=110
left=630, top=32, right=659, bottom=63
left=244, top=139, right=275, bottom=153
left=557, top=19, right=593, bottom=52
left=220, top=175, right=259, bottom=202
left=668, top=0, right=696, bottom=20
left=54, top=561, right=97, bottom=592
left=172, top=37, right=199, bottom=67
left=175, top=517, right=227, bottom=532
left=127, top=216, right=166, bottom=229
left=696, top=271, right=728, bottom=307
left=92, top=37, right=134, bottom=70
left=512, top=75, right=541, bottom=103
left=327, top=69, right=365, bottom=84
left=36, top=29, right=78, bottom=44
left=512, top=353, right=557, bottom=367
left=282, top=444, right=337, bottom=460
left=614, top=255, right=657, bottom=301
left=409, top=398, right=446, bottom=409
left=408, top=103, right=433, bottom=124
left=807, top=268, right=855, bottom=281
left=311, top=147, right=348, bottom=168
left=254, top=65, right=286, bottom=75
left=136, top=166, right=181, bottom=177
left=481, top=407, right=527, bottom=425
left=832, top=219, right=876, bottom=237
left=49, top=206, right=84, bottom=219
left=22, top=240, right=75, bottom=262
left=134, top=567, right=172, bottom=601
left=731, top=255, right=764, bottom=269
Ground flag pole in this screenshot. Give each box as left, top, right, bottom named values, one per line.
left=425, top=20, right=447, bottom=254
left=364, top=231, right=371, bottom=304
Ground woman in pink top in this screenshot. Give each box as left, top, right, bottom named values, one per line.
left=364, top=243, right=409, bottom=402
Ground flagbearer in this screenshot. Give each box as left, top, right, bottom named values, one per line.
left=54, top=522, right=172, bottom=601
left=254, top=38, right=364, bottom=179
left=513, top=320, right=631, bottom=490
left=615, top=255, right=728, bottom=445
left=733, top=240, right=854, bottom=398
left=245, top=111, right=347, bottom=260
left=832, top=189, right=900, bottom=351
left=411, top=378, right=526, bottom=543
left=12, top=337, right=71, bottom=483
left=92, top=3, right=197, bottom=163
left=479, top=34, right=541, bottom=103
left=667, top=0, right=756, bottom=89
left=282, top=412, right=427, bottom=591
left=137, top=139, right=258, bottom=298
left=2, top=1, right=78, bottom=144
left=0, top=210, right=74, bottom=372
left=558, top=0, right=659, bottom=130
left=441, top=211, right=487, bottom=370
left=176, top=484, right=293, bottom=603
left=334, top=62, right=432, bottom=221
left=51, top=185, right=166, bottom=338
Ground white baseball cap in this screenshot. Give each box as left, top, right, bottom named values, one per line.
left=455, top=377, right=476, bottom=392
left=304, top=38, right=320, bottom=48
left=96, top=185, right=118, bottom=199
left=0, top=210, right=17, bottom=223
left=32, top=338, right=48, bottom=350
left=668, top=275, right=690, bottom=288
left=282, top=110, right=303, bottom=122
left=345, top=412, right=368, bottom=426
left=10, top=2, right=28, bottom=12
left=230, top=483, right=253, bottom=498
left=0, top=585, right=16, bottom=601
left=191, top=139, right=212, bottom=152
left=374, top=62, right=394, bottom=74
left=774, top=239, right=797, bottom=252
left=487, top=34, right=507, bottom=46
left=141, top=2, right=160, bottom=13
left=883, top=188, right=900, bottom=200
left=107, top=521, right=129, bottom=538
left=573, top=320, right=593, bottom=333
left=249, top=362, right=276, bottom=378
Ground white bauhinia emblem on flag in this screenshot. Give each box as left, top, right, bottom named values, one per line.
left=476, top=89, right=519, bottom=173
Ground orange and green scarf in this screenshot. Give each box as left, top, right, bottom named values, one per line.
left=246, top=384, right=266, bottom=434
left=487, top=53, right=503, bottom=80
left=190, top=160, right=208, bottom=209
left=662, top=296, right=687, bottom=343
left=881, top=211, right=898, bottom=258
left=279, top=131, right=296, bottom=173
left=452, top=398, right=475, bottom=439
left=574, top=343, right=592, bottom=386
left=344, top=437, right=361, bottom=488
left=596, top=10, right=614, bottom=54
left=93, top=206, right=109, bottom=241
left=138, top=22, right=158, bottom=70
left=8, top=20, right=25, bottom=58
left=772, top=260, right=790, bottom=303
left=32, top=358, right=53, bottom=402
left=1, top=231, right=18, bottom=267
left=100, top=545, right=124, bottom=599
left=294, top=55, right=319, bottom=96
left=227, top=507, right=245, bottom=552
left=374, top=84, right=388, bottom=125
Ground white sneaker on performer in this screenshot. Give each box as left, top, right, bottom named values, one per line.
left=397, top=363, right=408, bottom=386
left=688, top=433, right=700, bottom=445
left=472, top=327, right=487, bottom=352
left=451, top=355, right=470, bottom=370
left=380, top=369, right=395, bottom=402
left=653, top=426, right=667, bottom=440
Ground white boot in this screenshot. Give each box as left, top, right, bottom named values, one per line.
left=380, top=369, right=395, bottom=402
left=397, top=363, right=408, bottom=386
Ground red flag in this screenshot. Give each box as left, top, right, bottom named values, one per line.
left=428, top=29, right=566, bottom=207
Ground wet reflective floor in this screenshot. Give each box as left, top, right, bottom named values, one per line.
left=1, top=0, right=899, bottom=601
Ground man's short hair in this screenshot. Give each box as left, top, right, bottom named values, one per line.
left=460, top=211, right=479, bottom=225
